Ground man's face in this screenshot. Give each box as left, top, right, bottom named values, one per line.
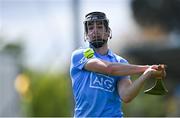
left=86, top=20, right=109, bottom=42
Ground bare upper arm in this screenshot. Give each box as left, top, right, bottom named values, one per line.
left=84, top=58, right=111, bottom=74
left=117, top=77, right=132, bottom=96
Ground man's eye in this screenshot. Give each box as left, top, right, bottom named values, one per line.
left=88, top=27, right=94, bottom=30
left=97, top=26, right=103, bottom=29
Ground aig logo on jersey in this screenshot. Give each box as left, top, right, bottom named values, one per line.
left=89, top=72, right=115, bottom=92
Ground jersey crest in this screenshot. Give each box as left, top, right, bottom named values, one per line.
left=89, top=72, right=115, bottom=92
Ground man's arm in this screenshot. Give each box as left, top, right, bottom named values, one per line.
left=84, top=58, right=152, bottom=76
left=117, top=66, right=165, bottom=103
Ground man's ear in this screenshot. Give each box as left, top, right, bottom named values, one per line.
left=108, top=27, right=112, bottom=39
left=84, top=33, right=87, bottom=41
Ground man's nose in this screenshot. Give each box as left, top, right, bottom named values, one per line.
left=91, top=27, right=98, bottom=34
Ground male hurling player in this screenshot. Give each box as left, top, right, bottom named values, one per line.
left=70, top=11, right=166, bottom=117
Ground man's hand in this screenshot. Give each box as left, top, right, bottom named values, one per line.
left=157, top=64, right=166, bottom=78
left=142, top=65, right=166, bottom=80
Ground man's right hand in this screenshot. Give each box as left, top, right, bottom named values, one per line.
left=142, top=65, right=166, bottom=80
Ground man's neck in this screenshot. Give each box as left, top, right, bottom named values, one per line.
left=94, top=44, right=108, bottom=55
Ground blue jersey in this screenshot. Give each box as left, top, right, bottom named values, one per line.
left=70, top=48, right=130, bottom=117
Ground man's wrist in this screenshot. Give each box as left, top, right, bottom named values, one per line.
left=140, top=65, right=150, bottom=72
left=141, top=71, right=151, bottom=80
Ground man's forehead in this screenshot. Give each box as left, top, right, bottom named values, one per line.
left=87, top=21, right=103, bottom=25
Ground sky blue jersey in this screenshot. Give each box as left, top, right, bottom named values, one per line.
left=70, top=48, right=130, bottom=117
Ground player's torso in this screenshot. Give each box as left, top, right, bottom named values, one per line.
left=72, top=50, right=123, bottom=116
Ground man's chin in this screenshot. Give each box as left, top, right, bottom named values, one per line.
left=92, top=37, right=102, bottom=39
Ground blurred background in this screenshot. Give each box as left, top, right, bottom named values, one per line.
left=0, top=0, right=180, bottom=117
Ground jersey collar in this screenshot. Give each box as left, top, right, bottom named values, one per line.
left=107, top=49, right=114, bottom=58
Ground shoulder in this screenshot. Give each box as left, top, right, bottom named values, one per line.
left=71, top=48, right=91, bottom=63
left=113, top=53, right=129, bottom=64
left=71, top=48, right=85, bottom=61
left=70, top=48, right=91, bottom=69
